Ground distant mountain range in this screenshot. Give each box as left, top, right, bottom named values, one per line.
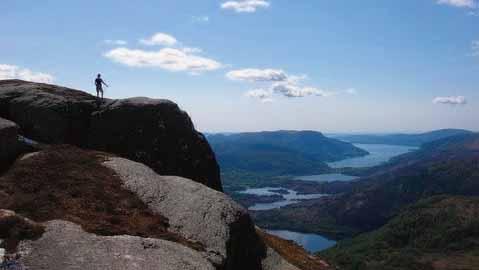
left=207, top=130, right=368, bottom=176
left=332, top=129, right=473, bottom=146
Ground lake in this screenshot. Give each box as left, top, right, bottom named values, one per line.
left=239, top=187, right=326, bottom=211
left=267, top=230, right=337, bottom=253
left=253, top=143, right=418, bottom=252
left=295, top=144, right=418, bottom=183
left=328, top=143, right=418, bottom=168
left=295, top=173, right=358, bottom=182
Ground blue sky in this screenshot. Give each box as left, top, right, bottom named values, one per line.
left=1, top=0, right=478, bottom=133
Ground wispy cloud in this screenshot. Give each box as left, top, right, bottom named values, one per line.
left=104, top=39, right=128, bottom=46
left=221, top=0, right=270, bottom=13
left=345, top=88, right=358, bottom=95
left=433, top=96, right=467, bottom=105
left=226, top=69, right=288, bottom=82
left=0, top=64, right=54, bottom=83
left=139, top=33, right=177, bottom=46
left=472, top=40, right=479, bottom=56
left=245, top=88, right=274, bottom=102
left=437, top=0, right=476, bottom=8
left=228, top=68, right=339, bottom=101
left=271, top=82, right=334, bottom=98
left=192, top=16, right=210, bottom=23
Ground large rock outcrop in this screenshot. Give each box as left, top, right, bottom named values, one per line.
left=103, top=157, right=265, bottom=270
left=0, top=145, right=332, bottom=270
left=0, top=80, right=221, bottom=191
left=18, top=220, right=215, bottom=270
left=0, top=118, right=19, bottom=168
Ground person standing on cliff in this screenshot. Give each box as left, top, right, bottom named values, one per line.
left=95, top=73, right=108, bottom=100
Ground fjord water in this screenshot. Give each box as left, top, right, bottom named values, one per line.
left=328, top=143, right=418, bottom=168
left=248, top=143, right=419, bottom=253
left=267, top=230, right=337, bottom=253
left=295, top=173, right=358, bottom=182
left=295, top=144, right=418, bottom=183
left=240, top=187, right=326, bottom=211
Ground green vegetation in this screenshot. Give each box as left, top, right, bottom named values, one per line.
left=253, top=133, right=479, bottom=239
left=208, top=130, right=368, bottom=176
left=221, top=169, right=287, bottom=192
left=320, top=196, right=479, bottom=270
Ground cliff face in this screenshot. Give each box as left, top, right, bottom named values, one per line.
left=0, top=80, right=221, bottom=191
left=0, top=118, right=19, bottom=171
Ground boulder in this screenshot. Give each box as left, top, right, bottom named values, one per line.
left=19, top=220, right=215, bottom=270
left=262, top=247, right=301, bottom=270
left=256, top=229, right=334, bottom=270
left=0, top=80, right=221, bottom=191
left=0, top=118, right=19, bottom=168
left=103, top=157, right=265, bottom=270
left=89, top=97, right=221, bottom=191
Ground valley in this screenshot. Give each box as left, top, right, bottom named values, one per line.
left=207, top=132, right=431, bottom=253
left=248, top=132, right=479, bottom=269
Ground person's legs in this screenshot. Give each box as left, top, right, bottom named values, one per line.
left=96, top=86, right=103, bottom=100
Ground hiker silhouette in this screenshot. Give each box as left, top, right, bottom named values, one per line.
left=95, top=74, right=109, bottom=100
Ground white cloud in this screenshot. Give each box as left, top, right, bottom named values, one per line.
left=437, top=0, right=476, bottom=8
left=221, top=0, right=270, bottom=13
left=245, top=88, right=274, bottom=102
left=104, top=39, right=128, bottom=46
left=0, top=64, right=54, bottom=83
left=140, top=33, right=177, bottom=46
left=104, top=47, right=222, bottom=73
left=192, top=16, right=210, bottom=23
left=472, top=40, right=479, bottom=56
left=181, top=47, right=203, bottom=54
left=228, top=68, right=341, bottom=100
left=106, top=32, right=221, bottom=74
left=226, top=69, right=288, bottom=82
left=433, top=96, right=467, bottom=105
left=271, top=82, right=335, bottom=98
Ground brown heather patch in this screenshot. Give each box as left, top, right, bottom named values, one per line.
left=256, top=229, right=335, bottom=270
left=0, top=145, right=203, bottom=251
left=0, top=209, right=45, bottom=253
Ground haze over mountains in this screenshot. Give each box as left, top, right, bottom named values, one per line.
left=332, top=129, right=473, bottom=146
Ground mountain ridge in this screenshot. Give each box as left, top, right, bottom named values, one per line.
left=333, top=129, right=474, bottom=147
